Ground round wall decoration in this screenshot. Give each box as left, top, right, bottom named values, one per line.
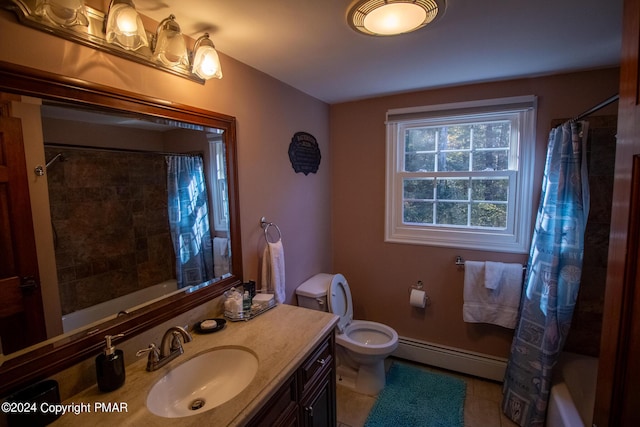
left=288, top=131, right=321, bottom=175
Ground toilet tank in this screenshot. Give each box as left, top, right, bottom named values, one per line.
left=295, top=275, right=329, bottom=312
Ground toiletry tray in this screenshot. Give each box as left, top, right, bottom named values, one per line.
left=224, top=298, right=277, bottom=321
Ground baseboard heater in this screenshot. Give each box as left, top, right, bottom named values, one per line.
left=392, top=336, right=508, bottom=382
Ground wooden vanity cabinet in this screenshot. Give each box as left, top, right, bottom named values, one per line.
left=299, top=333, right=335, bottom=427
left=247, top=332, right=336, bottom=427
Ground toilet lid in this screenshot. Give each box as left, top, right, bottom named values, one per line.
left=327, top=275, right=353, bottom=334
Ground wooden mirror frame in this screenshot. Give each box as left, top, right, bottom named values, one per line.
left=0, top=60, right=243, bottom=396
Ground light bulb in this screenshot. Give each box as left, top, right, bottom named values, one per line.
left=363, top=3, right=427, bottom=35
left=200, top=50, right=220, bottom=77
left=116, top=7, right=139, bottom=34
left=192, top=35, right=223, bottom=80
left=105, top=1, right=148, bottom=50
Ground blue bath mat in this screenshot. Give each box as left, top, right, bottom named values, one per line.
left=364, top=362, right=466, bottom=427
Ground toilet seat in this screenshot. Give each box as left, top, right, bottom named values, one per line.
left=327, top=276, right=353, bottom=333
left=327, top=278, right=398, bottom=353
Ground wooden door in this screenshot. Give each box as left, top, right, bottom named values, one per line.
left=0, top=113, right=46, bottom=354
left=594, top=0, right=640, bottom=424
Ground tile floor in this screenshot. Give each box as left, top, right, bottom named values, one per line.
left=336, top=358, right=519, bottom=427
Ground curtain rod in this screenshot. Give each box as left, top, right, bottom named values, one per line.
left=44, top=142, right=203, bottom=158
left=573, top=94, right=619, bottom=121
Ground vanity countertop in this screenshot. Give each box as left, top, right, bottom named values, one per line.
left=51, top=304, right=338, bottom=427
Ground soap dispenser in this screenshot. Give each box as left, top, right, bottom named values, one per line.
left=96, top=334, right=125, bottom=392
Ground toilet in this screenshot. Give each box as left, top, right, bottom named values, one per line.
left=295, top=273, right=398, bottom=395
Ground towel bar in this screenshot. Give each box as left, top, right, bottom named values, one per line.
left=455, top=256, right=527, bottom=272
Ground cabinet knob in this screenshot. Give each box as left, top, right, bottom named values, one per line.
left=317, top=357, right=327, bottom=366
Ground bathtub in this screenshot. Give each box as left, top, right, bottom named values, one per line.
left=62, top=279, right=179, bottom=333
left=546, top=352, right=598, bottom=427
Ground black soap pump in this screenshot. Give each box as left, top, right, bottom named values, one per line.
left=96, top=334, right=125, bottom=392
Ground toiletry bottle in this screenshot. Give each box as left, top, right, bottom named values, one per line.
left=243, top=290, right=252, bottom=312
left=245, top=280, right=256, bottom=298
left=96, top=334, right=125, bottom=392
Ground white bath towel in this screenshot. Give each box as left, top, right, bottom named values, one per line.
left=463, top=261, right=523, bottom=329
left=260, top=240, right=286, bottom=304
left=213, top=237, right=229, bottom=278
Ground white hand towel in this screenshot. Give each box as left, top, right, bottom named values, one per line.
left=213, top=237, right=229, bottom=278
left=213, top=237, right=228, bottom=256
left=463, top=261, right=523, bottom=329
left=484, top=261, right=504, bottom=290
left=260, top=240, right=286, bottom=304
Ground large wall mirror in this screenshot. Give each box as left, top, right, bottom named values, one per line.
left=0, top=61, right=243, bottom=395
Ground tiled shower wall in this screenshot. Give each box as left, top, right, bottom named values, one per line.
left=560, top=115, right=617, bottom=357
left=45, top=146, right=175, bottom=315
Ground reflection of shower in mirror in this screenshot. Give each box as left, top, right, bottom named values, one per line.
left=42, top=132, right=231, bottom=333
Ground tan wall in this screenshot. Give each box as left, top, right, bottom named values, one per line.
left=0, top=9, right=332, bottom=306
left=329, top=68, right=620, bottom=358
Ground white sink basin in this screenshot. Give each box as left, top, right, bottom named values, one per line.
left=146, top=347, right=259, bottom=418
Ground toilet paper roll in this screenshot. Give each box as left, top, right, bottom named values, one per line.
left=410, top=288, right=427, bottom=308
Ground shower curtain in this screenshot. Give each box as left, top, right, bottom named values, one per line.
left=166, top=155, right=215, bottom=289
left=502, top=121, right=590, bottom=426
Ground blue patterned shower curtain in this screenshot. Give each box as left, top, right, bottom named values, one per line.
left=166, top=155, right=215, bottom=289
left=502, top=121, right=590, bottom=426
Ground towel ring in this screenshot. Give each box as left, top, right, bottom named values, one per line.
left=260, top=217, right=282, bottom=243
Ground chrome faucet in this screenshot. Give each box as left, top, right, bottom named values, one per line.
left=136, top=326, right=193, bottom=371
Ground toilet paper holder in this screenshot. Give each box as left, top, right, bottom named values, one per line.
left=408, top=281, right=430, bottom=307
left=408, top=280, right=424, bottom=293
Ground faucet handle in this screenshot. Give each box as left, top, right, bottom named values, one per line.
left=136, top=343, right=160, bottom=371
left=170, top=331, right=184, bottom=353
left=169, top=329, right=192, bottom=353
left=175, top=325, right=193, bottom=342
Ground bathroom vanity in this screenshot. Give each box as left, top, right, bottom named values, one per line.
left=49, top=304, right=338, bottom=427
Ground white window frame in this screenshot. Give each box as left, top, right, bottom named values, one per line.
left=207, top=134, right=229, bottom=232
left=385, top=96, right=537, bottom=253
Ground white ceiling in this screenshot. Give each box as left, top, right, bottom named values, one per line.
left=135, top=0, right=624, bottom=104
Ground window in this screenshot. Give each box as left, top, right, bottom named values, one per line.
left=207, top=134, right=229, bottom=232
left=385, top=96, right=536, bottom=253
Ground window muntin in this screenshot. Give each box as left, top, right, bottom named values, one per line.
left=385, top=96, right=536, bottom=253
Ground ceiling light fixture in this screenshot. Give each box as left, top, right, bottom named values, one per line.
left=347, top=0, right=446, bottom=36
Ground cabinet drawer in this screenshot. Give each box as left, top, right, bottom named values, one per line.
left=300, top=335, right=333, bottom=393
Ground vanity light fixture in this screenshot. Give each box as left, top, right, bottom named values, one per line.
left=104, top=0, right=148, bottom=51
left=153, top=14, right=189, bottom=68
left=34, top=0, right=88, bottom=27
left=192, top=33, right=223, bottom=80
left=347, top=0, right=446, bottom=36
left=2, top=0, right=223, bottom=84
